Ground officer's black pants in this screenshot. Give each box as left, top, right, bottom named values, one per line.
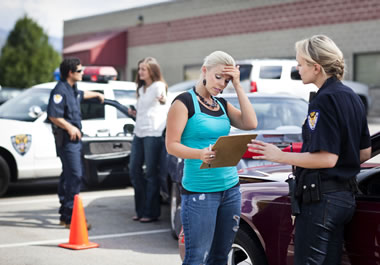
left=294, top=191, right=355, bottom=265
left=57, top=140, right=82, bottom=224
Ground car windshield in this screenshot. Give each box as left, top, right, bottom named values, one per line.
left=0, top=88, right=50, bottom=122
left=226, top=96, right=308, bottom=130
left=0, top=88, right=24, bottom=104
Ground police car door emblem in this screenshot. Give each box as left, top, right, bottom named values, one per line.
left=308, top=111, right=319, bottom=130
left=11, top=134, right=32, bottom=156
left=53, top=94, right=63, bottom=104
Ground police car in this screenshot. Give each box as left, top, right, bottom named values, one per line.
left=0, top=67, right=137, bottom=196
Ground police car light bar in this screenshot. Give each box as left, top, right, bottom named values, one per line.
left=82, top=66, right=118, bottom=83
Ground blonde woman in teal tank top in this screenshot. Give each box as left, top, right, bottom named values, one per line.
left=166, top=51, right=258, bottom=265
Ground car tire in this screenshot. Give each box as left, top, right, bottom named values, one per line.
left=170, top=182, right=182, bottom=239
left=228, top=228, right=268, bottom=265
left=0, top=155, right=10, bottom=197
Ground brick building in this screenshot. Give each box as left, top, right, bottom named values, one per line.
left=63, top=0, right=380, bottom=89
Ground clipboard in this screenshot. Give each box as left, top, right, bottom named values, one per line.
left=200, top=134, right=257, bottom=169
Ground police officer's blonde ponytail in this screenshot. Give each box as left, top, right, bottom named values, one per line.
left=295, top=35, right=345, bottom=80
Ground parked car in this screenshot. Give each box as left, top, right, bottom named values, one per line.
left=169, top=93, right=308, bottom=238
left=168, top=79, right=197, bottom=94
left=167, top=79, right=197, bottom=104
left=341, top=80, right=371, bottom=113
left=178, top=132, right=380, bottom=265
left=224, top=59, right=371, bottom=112
left=0, top=72, right=137, bottom=197
left=81, top=99, right=134, bottom=187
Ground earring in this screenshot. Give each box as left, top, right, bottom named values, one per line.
left=203, top=79, right=206, bottom=86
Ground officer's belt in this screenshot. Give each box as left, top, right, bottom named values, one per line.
left=320, top=178, right=356, bottom=193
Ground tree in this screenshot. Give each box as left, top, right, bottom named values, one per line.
left=0, top=15, right=61, bottom=88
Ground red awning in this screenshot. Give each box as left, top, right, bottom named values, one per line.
left=63, top=31, right=127, bottom=67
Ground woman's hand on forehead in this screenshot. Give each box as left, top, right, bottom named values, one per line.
left=222, top=65, right=240, bottom=81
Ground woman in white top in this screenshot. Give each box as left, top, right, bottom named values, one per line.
left=129, top=57, right=168, bottom=223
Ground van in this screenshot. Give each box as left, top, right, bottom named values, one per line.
left=225, top=59, right=371, bottom=112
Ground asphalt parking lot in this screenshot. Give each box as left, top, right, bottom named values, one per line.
left=0, top=187, right=181, bottom=265
left=1, top=122, right=380, bottom=265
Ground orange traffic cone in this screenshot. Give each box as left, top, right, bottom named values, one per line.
left=59, top=195, right=99, bottom=250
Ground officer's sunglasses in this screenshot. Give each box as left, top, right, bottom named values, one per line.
left=73, top=69, right=83, bottom=73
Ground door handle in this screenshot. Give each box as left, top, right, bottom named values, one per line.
left=113, top=143, right=123, bottom=149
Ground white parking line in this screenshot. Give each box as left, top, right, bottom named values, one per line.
left=0, top=190, right=133, bottom=206
left=0, top=228, right=171, bottom=248
left=0, top=198, right=59, bottom=206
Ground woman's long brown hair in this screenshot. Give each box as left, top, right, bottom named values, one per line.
left=135, top=57, right=168, bottom=98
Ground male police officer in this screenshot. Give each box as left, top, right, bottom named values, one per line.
left=47, top=58, right=104, bottom=228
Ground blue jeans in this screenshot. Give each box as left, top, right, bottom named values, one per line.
left=129, top=136, right=162, bottom=219
left=181, top=185, right=241, bottom=265
left=57, top=140, right=83, bottom=224
left=295, top=191, right=356, bottom=265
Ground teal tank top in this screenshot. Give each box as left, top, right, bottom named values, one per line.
left=181, top=89, right=238, bottom=192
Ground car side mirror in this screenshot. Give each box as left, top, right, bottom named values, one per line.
left=28, top=105, right=43, bottom=119
left=123, top=124, right=134, bottom=135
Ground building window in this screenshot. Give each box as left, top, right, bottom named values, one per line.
left=131, top=68, right=137, bottom=82
left=354, top=52, right=380, bottom=88
left=184, top=64, right=202, bottom=81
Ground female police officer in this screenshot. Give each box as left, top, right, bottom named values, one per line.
left=248, top=35, right=372, bottom=264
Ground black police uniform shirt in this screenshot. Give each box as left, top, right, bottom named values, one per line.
left=296, top=76, right=371, bottom=181
left=47, top=80, right=84, bottom=130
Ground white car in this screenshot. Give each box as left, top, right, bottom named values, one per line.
left=0, top=78, right=137, bottom=196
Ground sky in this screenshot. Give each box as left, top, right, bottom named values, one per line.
left=0, top=0, right=171, bottom=38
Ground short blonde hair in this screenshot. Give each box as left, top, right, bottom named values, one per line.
left=295, top=35, right=345, bottom=80
left=202, top=51, right=236, bottom=69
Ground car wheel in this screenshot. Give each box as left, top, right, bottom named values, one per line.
left=228, top=228, right=268, bottom=265
left=0, top=155, right=10, bottom=197
left=170, top=182, right=182, bottom=239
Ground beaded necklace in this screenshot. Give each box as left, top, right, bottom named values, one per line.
left=193, top=88, right=218, bottom=109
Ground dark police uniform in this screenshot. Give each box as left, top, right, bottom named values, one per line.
left=47, top=80, right=84, bottom=225
left=294, top=76, right=371, bottom=265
